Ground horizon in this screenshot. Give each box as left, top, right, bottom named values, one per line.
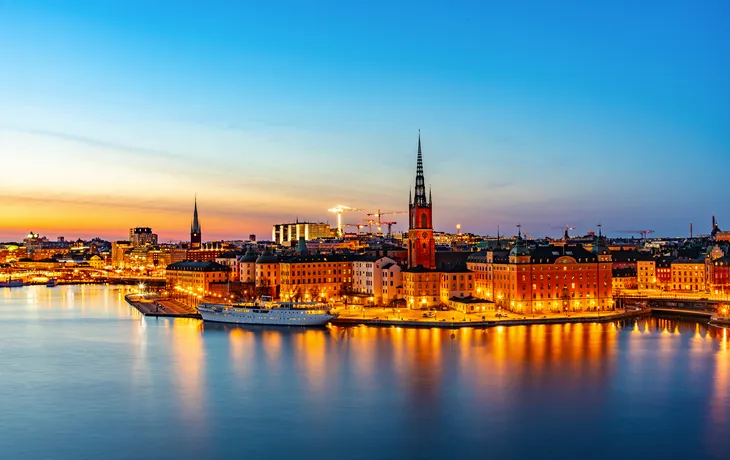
left=1, top=1, right=729, bottom=241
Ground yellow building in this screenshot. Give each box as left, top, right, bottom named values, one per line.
left=637, top=259, right=657, bottom=290
left=165, top=261, right=232, bottom=298
left=279, top=254, right=354, bottom=302
left=402, top=267, right=441, bottom=309
left=255, top=250, right=280, bottom=298
left=439, top=269, right=474, bottom=304
left=670, top=261, right=706, bottom=292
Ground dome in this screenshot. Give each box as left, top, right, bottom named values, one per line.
left=241, top=247, right=258, bottom=262
left=592, top=244, right=610, bottom=255
left=256, top=249, right=279, bottom=264
left=510, top=245, right=530, bottom=257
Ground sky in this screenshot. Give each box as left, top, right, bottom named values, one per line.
left=0, top=0, right=729, bottom=242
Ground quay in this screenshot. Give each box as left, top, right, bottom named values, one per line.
left=331, top=308, right=650, bottom=329
left=125, top=294, right=201, bottom=319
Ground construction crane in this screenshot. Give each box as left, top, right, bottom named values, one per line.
left=342, top=223, right=365, bottom=235
left=550, top=224, right=576, bottom=240
left=328, top=205, right=363, bottom=237
left=616, top=230, right=655, bottom=239
left=367, top=209, right=407, bottom=235
left=361, top=219, right=379, bottom=235
left=381, top=221, right=398, bottom=239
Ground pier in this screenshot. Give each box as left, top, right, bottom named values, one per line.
left=125, top=294, right=201, bottom=319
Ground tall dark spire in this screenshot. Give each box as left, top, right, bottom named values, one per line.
left=191, top=195, right=201, bottom=234
left=413, top=130, right=427, bottom=207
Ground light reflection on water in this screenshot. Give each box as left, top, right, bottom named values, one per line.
left=0, top=285, right=728, bottom=460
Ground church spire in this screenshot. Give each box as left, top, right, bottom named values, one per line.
left=191, top=195, right=201, bottom=234
left=413, top=130, right=427, bottom=207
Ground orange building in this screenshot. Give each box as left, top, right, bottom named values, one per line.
left=279, top=254, right=355, bottom=302
left=467, top=235, right=613, bottom=314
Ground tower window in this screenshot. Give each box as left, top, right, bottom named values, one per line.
left=421, top=213, right=427, bottom=228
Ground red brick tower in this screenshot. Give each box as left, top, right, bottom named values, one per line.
left=407, top=132, right=436, bottom=269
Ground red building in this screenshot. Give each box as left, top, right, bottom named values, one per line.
left=406, top=132, right=435, bottom=270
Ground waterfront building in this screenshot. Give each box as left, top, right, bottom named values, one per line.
left=255, top=249, right=280, bottom=298
left=238, top=248, right=258, bottom=284
left=406, top=133, right=435, bottom=270
left=401, top=133, right=442, bottom=309
left=272, top=222, right=333, bottom=245
left=467, top=235, right=613, bottom=314
left=637, top=259, right=657, bottom=290
left=191, top=197, right=202, bottom=250
left=439, top=267, right=474, bottom=304
left=448, top=296, right=495, bottom=314
left=279, top=253, right=355, bottom=302
left=165, top=260, right=231, bottom=296
left=352, top=256, right=401, bottom=305
left=670, top=259, right=706, bottom=292
left=655, top=256, right=673, bottom=289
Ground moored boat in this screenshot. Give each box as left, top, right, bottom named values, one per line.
left=0, top=279, right=24, bottom=288
left=197, top=296, right=338, bottom=327
left=46, top=279, right=58, bottom=287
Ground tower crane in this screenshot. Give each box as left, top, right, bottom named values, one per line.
left=361, top=219, right=378, bottom=235
left=342, top=223, right=366, bottom=235
left=381, top=221, right=398, bottom=239
left=328, top=205, right=364, bottom=237
left=550, top=224, right=576, bottom=239
left=367, top=209, right=407, bottom=235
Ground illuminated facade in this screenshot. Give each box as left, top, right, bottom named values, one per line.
left=279, top=254, right=355, bottom=302
left=352, top=256, right=401, bottom=305
left=637, top=259, right=657, bottom=290
left=467, top=237, right=613, bottom=314
left=402, top=133, right=440, bottom=308
left=670, top=260, right=706, bottom=292
left=129, top=227, right=158, bottom=247
left=406, top=133, right=435, bottom=270
left=272, top=222, right=332, bottom=245
left=165, top=261, right=232, bottom=294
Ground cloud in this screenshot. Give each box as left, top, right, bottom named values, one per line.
left=3, top=125, right=187, bottom=162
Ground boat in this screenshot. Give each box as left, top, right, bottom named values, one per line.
left=0, top=279, right=24, bottom=288
left=46, top=279, right=58, bottom=287
left=197, top=296, right=338, bottom=326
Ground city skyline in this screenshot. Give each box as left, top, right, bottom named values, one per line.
left=1, top=1, right=729, bottom=241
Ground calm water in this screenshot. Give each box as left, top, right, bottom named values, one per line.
left=0, top=285, right=728, bottom=459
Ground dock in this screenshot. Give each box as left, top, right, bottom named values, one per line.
left=125, top=294, right=201, bottom=319
left=331, top=308, right=650, bottom=329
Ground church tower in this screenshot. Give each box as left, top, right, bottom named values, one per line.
left=190, top=196, right=202, bottom=250
left=407, top=132, right=436, bottom=269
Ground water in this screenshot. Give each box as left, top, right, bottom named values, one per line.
left=0, top=285, right=728, bottom=460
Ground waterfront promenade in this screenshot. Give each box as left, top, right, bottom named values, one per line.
left=125, top=293, right=650, bottom=328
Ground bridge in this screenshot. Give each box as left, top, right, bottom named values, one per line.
left=616, top=290, right=729, bottom=318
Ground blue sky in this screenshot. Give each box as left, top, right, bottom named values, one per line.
left=0, top=0, right=728, bottom=241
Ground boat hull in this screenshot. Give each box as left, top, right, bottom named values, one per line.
left=199, top=309, right=337, bottom=326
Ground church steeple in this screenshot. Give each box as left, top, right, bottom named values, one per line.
left=190, top=195, right=202, bottom=250
left=413, top=130, right=428, bottom=207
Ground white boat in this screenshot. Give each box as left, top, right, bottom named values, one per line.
left=197, top=296, right=338, bottom=327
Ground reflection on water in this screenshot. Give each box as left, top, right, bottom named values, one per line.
left=0, top=285, right=729, bottom=460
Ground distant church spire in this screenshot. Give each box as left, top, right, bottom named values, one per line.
left=191, top=195, right=201, bottom=234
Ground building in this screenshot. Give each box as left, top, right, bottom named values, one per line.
left=612, top=267, right=638, bottom=291
left=439, top=267, right=474, bottom=304
left=255, top=249, right=280, bottom=298
left=191, top=197, right=202, bottom=250
left=467, top=236, right=613, bottom=314
left=165, top=260, right=231, bottom=296
left=670, top=259, right=706, bottom=292
left=272, top=222, right=333, bottom=245
left=279, top=254, right=356, bottom=303
left=111, top=241, right=133, bottom=268
left=406, top=133, right=435, bottom=270
left=352, top=256, right=401, bottom=305
left=637, top=259, right=657, bottom=290
left=129, top=227, right=158, bottom=247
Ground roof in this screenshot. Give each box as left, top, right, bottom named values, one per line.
left=166, top=261, right=231, bottom=272
left=529, top=245, right=598, bottom=264
left=449, top=295, right=494, bottom=304
left=279, top=253, right=358, bottom=264
left=612, top=267, right=637, bottom=277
